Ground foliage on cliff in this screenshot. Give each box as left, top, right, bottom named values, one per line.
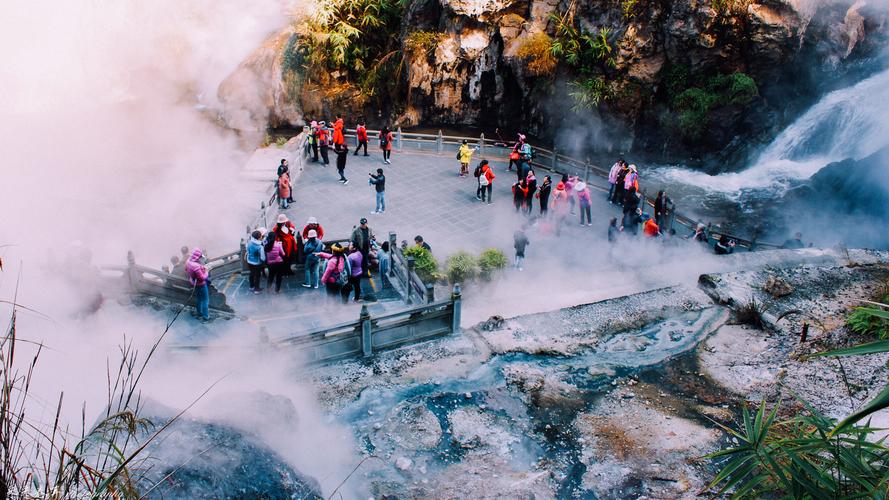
left=663, top=66, right=759, bottom=141
left=297, top=0, right=406, bottom=101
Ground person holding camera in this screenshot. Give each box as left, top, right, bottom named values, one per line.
left=369, top=168, right=386, bottom=214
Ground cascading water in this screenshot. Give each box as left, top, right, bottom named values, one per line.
left=657, top=67, right=889, bottom=196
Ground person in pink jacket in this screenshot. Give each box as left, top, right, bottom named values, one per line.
left=575, top=181, right=592, bottom=226
left=185, top=248, right=210, bottom=321
left=316, top=244, right=349, bottom=299
left=265, top=234, right=287, bottom=293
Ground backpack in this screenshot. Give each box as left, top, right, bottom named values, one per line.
left=335, top=256, right=349, bottom=286
left=473, top=165, right=482, bottom=178
left=456, top=150, right=461, bottom=160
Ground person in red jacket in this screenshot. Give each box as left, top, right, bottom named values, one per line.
left=272, top=213, right=298, bottom=269
left=512, top=179, right=528, bottom=212
left=333, top=116, right=345, bottom=147
left=317, top=121, right=330, bottom=165
left=476, top=160, right=495, bottom=204
left=301, top=216, right=325, bottom=242
left=379, top=126, right=394, bottom=164
left=353, top=120, right=369, bottom=156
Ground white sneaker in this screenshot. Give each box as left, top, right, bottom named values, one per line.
left=371, top=211, right=378, bottom=214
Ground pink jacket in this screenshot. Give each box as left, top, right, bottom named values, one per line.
left=608, top=162, right=622, bottom=184
left=318, top=252, right=347, bottom=284
left=185, top=248, right=209, bottom=286
left=266, top=241, right=285, bottom=264
left=577, top=188, right=591, bottom=206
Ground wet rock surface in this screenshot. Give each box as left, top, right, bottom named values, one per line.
left=301, top=249, right=889, bottom=497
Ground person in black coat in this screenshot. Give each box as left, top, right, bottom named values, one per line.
left=525, top=171, right=538, bottom=215
left=654, top=190, right=673, bottom=230
left=537, top=176, right=552, bottom=215
left=335, top=143, right=349, bottom=184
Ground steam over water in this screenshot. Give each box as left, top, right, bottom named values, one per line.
left=656, top=67, right=889, bottom=197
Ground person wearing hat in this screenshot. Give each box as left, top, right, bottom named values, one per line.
left=302, top=229, right=323, bottom=288
left=350, top=218, right=375, bottom=276
left=575, top=181, right=592, bottom=226
left=246, top=229, right=266, bottom=293
left=272, top=213, right=298, bottom=267
left=185, top=248, right=211, bottom=320
left=301, top=217, right=325, bottom=242
left=624, top=164, right=639, bottom=194
left=551, top=181, right=569, bottom=235
left=317, top=243, right=349, bottom=299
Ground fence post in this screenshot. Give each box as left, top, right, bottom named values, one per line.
left=551, top=147, right=558, bottom=171
left=360, top=305, right=372, bottom=357
left=239, top=239, right=248, bottom=273
left=126, top=250, right=137, bottom=291
left=425, top=283, right=435, bottom=303
left=478, top=133, right=485, bottom=158
left=388, top=232, right=396, bottom=278
left=451, top=283, right=462, bottom=334
left=436, top=130, right=443, bottom=154
left=406, top=256, right=416, bottom=305
left=261, top=201, right=267, bottom=230
left=396, top=127, right=403, bottom=152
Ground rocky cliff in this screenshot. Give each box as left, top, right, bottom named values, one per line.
left=223, top=0, right=887, bottom=168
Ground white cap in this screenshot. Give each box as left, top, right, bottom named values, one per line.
left=277, top=214, right=288, bottom=223
left=307, top=229, right=318, bottom=238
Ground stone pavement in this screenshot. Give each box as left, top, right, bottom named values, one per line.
left=282, top=149, right=623, bottom=257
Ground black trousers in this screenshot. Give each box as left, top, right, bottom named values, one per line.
left=320, top=145, right=329, bottom=164
left=248, top=263, right=263, bottom=290
left=311, top=142, right=319, bottom=161
left=267, top=262, right=287, bottom=292
left=354, top=140, right=368, bottom=155
left=344, top=276, right=362, bottom=301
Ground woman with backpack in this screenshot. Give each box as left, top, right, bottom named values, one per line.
left=379, top=126, right=394, bottom=164
left=475, top=160, right=495, bottom=203
left=317, top=243, right=349, bottom=299
left=265, top=233, right=288, bottom=293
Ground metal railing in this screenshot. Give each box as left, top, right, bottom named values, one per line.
left=164, top=284, right=462, bottom=364
left=323, top=127, right=780, bottom=251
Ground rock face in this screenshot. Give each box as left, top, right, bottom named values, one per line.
left=395, top=0, right=886, bottom=164
left=234, top=0, right=885, bottom=167
left=218, top=27, right=302, bottom=135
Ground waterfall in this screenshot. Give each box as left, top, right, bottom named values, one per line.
left=659, top=67, right=889, bottom=195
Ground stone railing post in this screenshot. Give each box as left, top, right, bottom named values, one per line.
left=126, top=250, right=138, bottom=291
left=406, top=256, right=416, bottom=305
left=388, top=232, right=397, bottom=278
left=360, top=305, right=372, bottom=357
left=239, top=238, right=248, bottom=273
left=436, top=130, right=443, bottom=154
left=396, top=127, right=403, bottom=152
left=425, top=283, right=435, bottom=304
left=451, top=283, right=462, bottom=334
left=478, top=133, right=485, bottom=158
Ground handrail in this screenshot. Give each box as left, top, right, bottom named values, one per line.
left=295, top=128, right=777, bottom=250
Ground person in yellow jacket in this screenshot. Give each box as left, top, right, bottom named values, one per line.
left=457, top=140, right=477, bottom=177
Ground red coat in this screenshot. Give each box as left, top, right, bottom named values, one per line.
left=301, top=223, right=325, bottom=241
left=333, top=118, right=345, bottom=146
left=357, top=125, right=368, bottom=141
left=379, top=131, right=393, bottom=151
left=278, top=173, right=291, bottom=199
left=643, top=219, right=660, bottom=237
left=274, top=222, right=298, bottom=258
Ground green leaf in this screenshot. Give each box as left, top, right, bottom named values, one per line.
left=831, top=381, right=889, bottom=436
left=814, top=340, right=889, bottom=358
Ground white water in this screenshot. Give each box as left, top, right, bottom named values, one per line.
left=659, top=67, right=889, bottom=196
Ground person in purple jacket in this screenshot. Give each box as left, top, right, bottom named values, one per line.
left=344, top=243, right=364, bottom=302
left=185, top=248, right=210, bottom=321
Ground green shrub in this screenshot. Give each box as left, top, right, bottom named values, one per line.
left=403, top=246, right=438, bottom=283
left=668, top=71, right=758, bottom=140
left=445, top=251, right=479, bottom=285
left=478, top=248, right=508, bottom=281
left=847, top=295, right=889, bottom=339
left=568, top=76, right=615, bottom=110
left=275, top=136, right=288, bottom=147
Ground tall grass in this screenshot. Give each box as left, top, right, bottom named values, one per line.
left=1, top=297, right=191, bottom=498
